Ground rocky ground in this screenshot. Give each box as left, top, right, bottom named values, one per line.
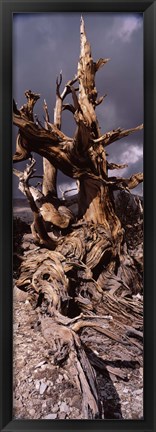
left=13, top=198, right=143, bottom=420
left=13, top=285, right=143, bottom=420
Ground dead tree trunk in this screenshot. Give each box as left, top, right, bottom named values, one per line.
left=13, top=17, right=143, bottom=419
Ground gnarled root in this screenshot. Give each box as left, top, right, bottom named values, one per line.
left=15, top=217, right=143, bottom=418
left=41, top=317, right=100, bottom=419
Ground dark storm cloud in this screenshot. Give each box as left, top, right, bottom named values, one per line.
left=13, top=12, right=143, bottom=197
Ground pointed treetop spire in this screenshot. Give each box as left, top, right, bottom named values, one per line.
left=80, top=15, right=84, bottom=28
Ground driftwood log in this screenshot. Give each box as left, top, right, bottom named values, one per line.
left=13, top=17, right=143, bottom=419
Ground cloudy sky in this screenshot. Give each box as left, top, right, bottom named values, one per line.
left=13, top=12, right=143, bottom=198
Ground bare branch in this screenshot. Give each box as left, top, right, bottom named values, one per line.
left=108, top=172, right=143, bottom=191
left=43, top=99, right=50, bottom=126
left=13, top=167, right=24, bottom=178
left=56, top=71, right=63, bottom=96
left=54, top=72, right=63, bottom=130
left=14, top=160, right=57, bottom=248
left=95, top=58, right=110, bottom=72
left=13, top=133, right=32, bottom=162
left=107, top=162, right=128, bottom=170
left=94, top=94, right=107, bottom=107
left=93, top=124, right=143, bottom=147
left=122, top=172, right=143, bottom=190
left=21, top=90, right=40, bottom=121
left=83, top=170, right=143, bottom=193
left=34, top=114, right=44, bottom=129
left=13, top=112, right=80, bottom=178
left=13, top=99, right=20, bottom=115
left=62, top=103, right=76, bottom=114
left=69, top=85, right=79, bottom=111
left=61, top=75, right=78, bottom=100
left=59, top=186, right=66, bottom=200
left=13, top=112, right=72, bottom=143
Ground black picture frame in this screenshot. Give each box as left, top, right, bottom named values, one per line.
left=0, top=1, right=155, bottom=431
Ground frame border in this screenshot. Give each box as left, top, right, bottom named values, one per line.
left=0, top=1, right=156, bottom=431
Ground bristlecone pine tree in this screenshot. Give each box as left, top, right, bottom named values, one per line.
left=13, top=18, right=143, bottom=419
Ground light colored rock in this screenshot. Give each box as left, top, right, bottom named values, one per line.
left=63, top=373, right=68, bottom=381
left=56, top=374, right=63, bottom=384
left=43, top=413, right=57, bottom=419
left=59, top=412, right=66, bottom=419
left=52, top=404, right=59, bottom=413
left=13, top=399, right=23, bottom=410
left=13, top=323, right=19, bottom=331
left=40, top=382, right=48, bottom=395
left=29, top=408, right=35, bottom=416
left=134, top=388, right=143, bottom=395
left=25, top=299, right=30, bottom=306
left=41, top=364, right=47, bottom=370
left=59, top=402, right=69, bottom=413
left=42, top=401, right=47, bottom=409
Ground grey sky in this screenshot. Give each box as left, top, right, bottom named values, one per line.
left=13, top=12, right=143, bottom=197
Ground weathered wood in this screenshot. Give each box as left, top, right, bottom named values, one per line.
left=42, top=99, right=57, bottom=200
left=13, top=17, right=143, bottom=419
left=93, top=124, right=143, bottom=147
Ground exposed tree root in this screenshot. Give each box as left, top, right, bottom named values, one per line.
left=15, top=213, right=143, bottom=419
